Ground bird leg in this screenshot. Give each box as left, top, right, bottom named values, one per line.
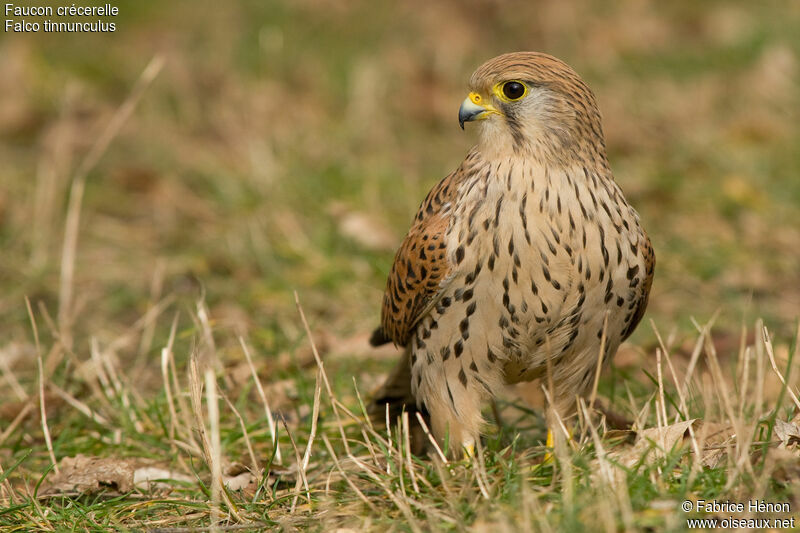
left=426, top=393, right=482, bottom=459
left=543, top=405, right=574, bottom=463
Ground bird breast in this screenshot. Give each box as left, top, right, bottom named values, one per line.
left=443, top=153, right=646, bottom=380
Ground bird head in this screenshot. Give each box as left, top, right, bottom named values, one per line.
left=458, top=52, right=606, bottom=163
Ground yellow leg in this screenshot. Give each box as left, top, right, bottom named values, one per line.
left=546, top=428, right=555, bottom=448
left=462, top=439, right=475, bottom=461
left=543, top=429, right=555, bottom=464
left=543, top=427, right=574, bottom=464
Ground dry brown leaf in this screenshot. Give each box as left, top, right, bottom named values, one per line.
left=599, top=419, right=741, bottom=474
left=774, top=419, right=800, bottom=448
left=43, top=455, right=136, bottom=496
left=693, top=420, right=736, bottom=468
left=611, top=419, right=696, bottom=468
left=43, top=456, right=211, bottom=496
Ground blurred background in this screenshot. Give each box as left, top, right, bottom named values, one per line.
left=1, top=0, right=799, bottom=383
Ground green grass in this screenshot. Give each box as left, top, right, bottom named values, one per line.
left=1, top=0, right=800, bottom=531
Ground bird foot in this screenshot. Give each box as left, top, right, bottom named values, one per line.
left=543, top=427, right=574, bottom=464
left=462, top=438, right=475, bottom=461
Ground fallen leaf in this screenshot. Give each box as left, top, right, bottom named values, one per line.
left=43, top=455, right=135, bottom=496
left=611, top=419, right=696, bottom=468
left=774, top=419, right=800, bottom=448
left=693, top=420, right=736, bottom=468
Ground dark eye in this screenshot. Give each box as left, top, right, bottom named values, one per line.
left=502, top=81, right=525, bottom=100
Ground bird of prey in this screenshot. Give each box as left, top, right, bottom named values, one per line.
left=369, top=52, right=654, bottom=456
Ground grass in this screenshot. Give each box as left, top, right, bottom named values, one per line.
left=1, top=0, right=800, bottom=531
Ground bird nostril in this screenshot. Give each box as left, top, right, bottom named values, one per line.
left=470, top=92, right=482, bottom=104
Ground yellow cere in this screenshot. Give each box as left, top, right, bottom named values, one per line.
left=464, top=91, right=500, bottom=120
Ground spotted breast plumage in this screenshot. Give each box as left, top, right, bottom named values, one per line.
left=370, top=52, right=654, bottom=455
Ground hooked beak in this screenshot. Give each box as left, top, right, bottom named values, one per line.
left=458, top=92, right=497, bottom=129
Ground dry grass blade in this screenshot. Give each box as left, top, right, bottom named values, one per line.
left=415, top=412, right=448, bottom=463
left=301, top=370, right=322, bottom=479
left=401, top=412, right=420, bottom=494
left=220, top=392, right=260, bottom=477
left=321, top=434, right=377, bottom=512
left=239, top=337, right=281, bottom=464
left=37, top=352, right=58, bottom=475
left=581, top=401, right=614, bottom=484
left=681, top=316, right=715, bottom=399
left=187, top=355, right=242, bottom=523
left=589, top=311, right=609, bottom=410
left=294, top=291, right=350, bottom=454
left=283, top=418, right=310, bottom=514
left=26, top=298, right=58, bottom=475
left=762, top=325, right=800, bottom=413
left=349, top=454, right=423, bottom=533
left=204, top=368, right=223, bottom=529
left=582, top=403, right=635, bottom=532
left=471, top=437, right=490, bottom=500
left=58, top=55, right=165, bottom=344
left=48, top=383, right=110, bottom=427
left=136, top=259, right=166, bottom=362
left=655, top=349, right=669, bottom=454
left=147, top=525, right=268, bottom=533
left=649, top=320, right=700, bottom=457
left=97, top=342, right=144, bottom=433
left=0, top=351, right=27, bottom=401
left=161, top=315, right=181, bottom=448
left=0, top=401, right=36, bottom=447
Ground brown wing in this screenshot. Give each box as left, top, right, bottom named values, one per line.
left=376, top=158, right=475, bottom=347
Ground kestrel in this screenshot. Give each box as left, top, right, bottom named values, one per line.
left=370, top=52, right=654, bottom=456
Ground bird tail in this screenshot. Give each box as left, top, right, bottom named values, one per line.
left=368, top=347, right=429, bottom=454
left=368, top=326, right=391, bottom=347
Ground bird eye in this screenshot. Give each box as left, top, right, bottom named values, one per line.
left=502, top=81, right=526, bottom=100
